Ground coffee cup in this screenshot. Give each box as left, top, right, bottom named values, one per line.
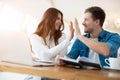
left=39, top=51, right=50, bottom=61
left=105, top=57, right=120, bottom=69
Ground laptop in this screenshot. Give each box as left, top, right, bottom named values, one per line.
left=0, top=30, right=54, bottom=66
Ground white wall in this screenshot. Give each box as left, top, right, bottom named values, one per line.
left=0, top=0, right=120, bottom=34
left=0, top=0, right=51, bottom=20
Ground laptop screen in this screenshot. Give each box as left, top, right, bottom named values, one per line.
left=0, top=30, right=33, bottom=65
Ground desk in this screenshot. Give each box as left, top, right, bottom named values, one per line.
left=0, top=62, right=120, bottom=80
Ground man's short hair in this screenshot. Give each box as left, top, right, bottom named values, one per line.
left=85, top=6, right=105, bottom=26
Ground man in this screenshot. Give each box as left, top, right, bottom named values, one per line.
left=55, top=6, right=120, bottom=67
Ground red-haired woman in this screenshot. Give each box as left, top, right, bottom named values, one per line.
left=30, top=8, right=74, bottom=61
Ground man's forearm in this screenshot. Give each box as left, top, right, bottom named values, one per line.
left=77, top=34, right=109, bottom=56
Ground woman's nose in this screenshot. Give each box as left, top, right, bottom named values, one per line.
left=59, top=20, right=62, bottom=24
left=82, top=21, right=85, bottom=25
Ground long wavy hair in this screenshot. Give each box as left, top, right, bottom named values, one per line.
left=35, top=8, right=64, bottom=45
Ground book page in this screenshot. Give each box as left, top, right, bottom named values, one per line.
left=59, top=57, right=79, bottom=63
left=79, top=57, right=96, bottom=63
left=59, top=56, right=101, bottom=69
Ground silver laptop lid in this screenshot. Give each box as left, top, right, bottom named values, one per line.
left=0, top=30, right=34, bottom=66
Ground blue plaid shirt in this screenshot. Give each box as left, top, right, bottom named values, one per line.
left=67, top=29, right=120, bottom=67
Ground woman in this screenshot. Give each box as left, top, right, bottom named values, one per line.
left=30, top=8, right=74, bottom=61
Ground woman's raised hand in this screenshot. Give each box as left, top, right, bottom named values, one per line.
left=68, top=21, right=74, bottom=41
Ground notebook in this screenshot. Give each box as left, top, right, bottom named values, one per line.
left=0, top=30, right=54, bottom=66
left=59, top=57, right=102, bottom=69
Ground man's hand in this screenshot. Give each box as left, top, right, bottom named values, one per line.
left=74, top=18, right=81, bottom=37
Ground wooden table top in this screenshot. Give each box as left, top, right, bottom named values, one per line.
left=0, top=61, right=120, bottom=80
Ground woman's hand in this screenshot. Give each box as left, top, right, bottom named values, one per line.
left=55, top=55, right=65, bottom=66
left=32, top=57, right=40, bottom=61
left=68, top=21, right=74, bottom=41
left=117, top=47, right=120, bottom=58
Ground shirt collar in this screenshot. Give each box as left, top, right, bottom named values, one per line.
left=98, top=29, right=106, bottom=39
left=85, top=29, right=106, bottom=39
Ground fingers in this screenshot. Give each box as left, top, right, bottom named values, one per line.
left=117, top=52, right=120, bottom=58
left=68, top=18, right=81, bottom=39
left=69, top=21, right=73, bottom=31
left=55, top=55, right=65, bottom=66
left=32, top=57, right=40, bottom=61
left=68, top=21, right=74, bottom=41
left=74, top=18, right=79, bottom=29
left=117, top=48, right=120, bottom=58
left=69, top=21, right=74, bottom=33
left=74, top=18, right=81, bottom=36
left=74, top=18, right=79, bottom=30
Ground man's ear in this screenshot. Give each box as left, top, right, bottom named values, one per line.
left=95, top=19, right=100, bottom=26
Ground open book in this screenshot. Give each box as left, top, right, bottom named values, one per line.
left=59, top=57, right=101, bottom=69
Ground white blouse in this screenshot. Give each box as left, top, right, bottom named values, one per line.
left=29, top=33, right=70, bottom=61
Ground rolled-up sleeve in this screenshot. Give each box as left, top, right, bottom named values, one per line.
left=106, top=34, right=120, bottom=57
left=67, top=39, right=81, bottom=59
